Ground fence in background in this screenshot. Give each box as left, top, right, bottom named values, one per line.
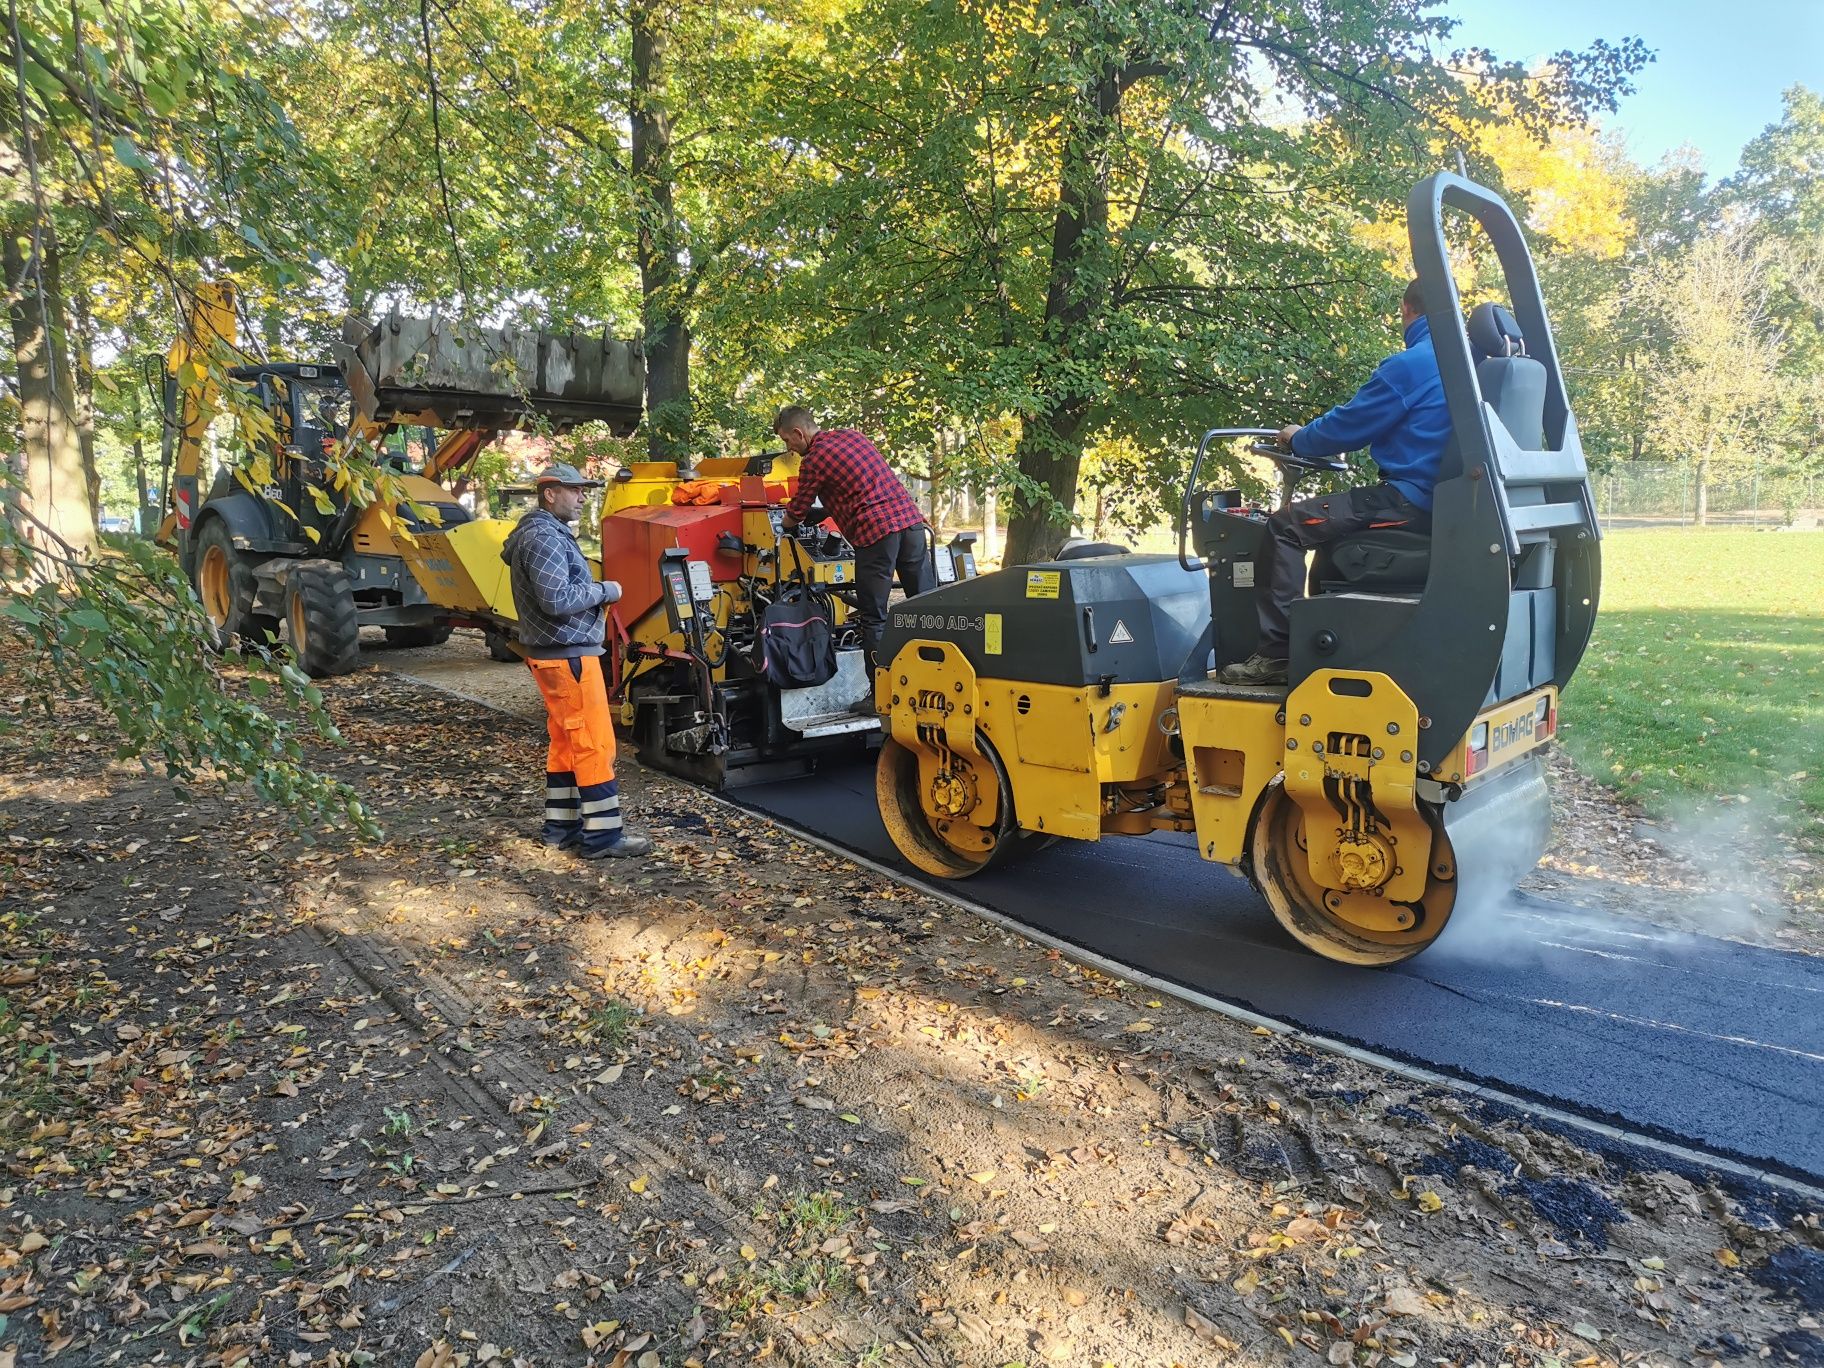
left=1596, top=463, right=1822, bottom=531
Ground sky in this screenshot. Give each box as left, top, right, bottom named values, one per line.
left=1444, top=0, right=1823, bottom=177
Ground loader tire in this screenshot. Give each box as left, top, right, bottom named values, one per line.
left=285, top=562, right=361, bottom=678
left=193, top=518, right=279, bottom=650
left=384, top=623, right=453, bottom=649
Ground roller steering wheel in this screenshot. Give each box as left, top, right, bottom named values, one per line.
left=1178, top=428, right=1350, bottom=572
left=1247, top=441, right=1349, bottom=509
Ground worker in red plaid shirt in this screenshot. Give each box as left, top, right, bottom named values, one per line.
left=774, top=405, right=933, bottom=685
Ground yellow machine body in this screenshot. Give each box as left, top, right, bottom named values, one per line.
left=878, top=632, right=1559, bottom=962
left=401, top=516, right=522, bottom=621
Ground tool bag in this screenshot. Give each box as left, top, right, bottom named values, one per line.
left=755, top=539, right=838, bottom=688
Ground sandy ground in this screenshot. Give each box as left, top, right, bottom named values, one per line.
left=3, top=652, right=1822, bottom=1367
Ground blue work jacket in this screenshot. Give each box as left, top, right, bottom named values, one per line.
left=1290, top=315, right=1450, bottom=511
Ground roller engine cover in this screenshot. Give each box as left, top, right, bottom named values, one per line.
left=878, top=554, right=1213, bottom=688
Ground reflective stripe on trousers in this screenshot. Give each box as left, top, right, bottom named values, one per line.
left=528, top=655, right=621, bottom=845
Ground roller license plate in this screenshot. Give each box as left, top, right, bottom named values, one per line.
left=1448, top=686, right=1557, bottom=783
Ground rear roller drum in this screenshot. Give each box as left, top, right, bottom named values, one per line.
left=1248, top=783, right=1458, bottom=966
left=876, top=735, right=1036, bottom=879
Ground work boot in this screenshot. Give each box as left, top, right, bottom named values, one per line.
left=848, top=696, right=879, bottom=718
left=577, top=831, right=653, bottom=860
left=539, top=826, right=583, bottom=851
left=1219, top=652, right=1289, bottom=686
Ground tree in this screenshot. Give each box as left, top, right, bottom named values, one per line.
left=1643, top=229, right=1786, bottom=523
left=4, top=216, right=92, bottom=560
left=737, top=0, right=1648, bottom=561
left=1721, top=86, right=1824, bottom=407
left=2, top=0, right=380, bottom=831
left=1724, top=85, right=1824, bottom=242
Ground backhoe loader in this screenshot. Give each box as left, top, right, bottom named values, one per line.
left=153, top=286, right=642, bottom=674
left=870, top=173, right=1599, bottom=965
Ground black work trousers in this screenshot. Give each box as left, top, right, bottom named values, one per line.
left=1256, top=483, right=1429, bottom=655
left=855, top=525, right=935, bottom=668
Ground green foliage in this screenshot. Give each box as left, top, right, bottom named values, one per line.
left=0, top=477, right=378, bottom=839
left=1723, top=85, right=1824, bottom=241
left=697, top=0, right=1648, bottom=553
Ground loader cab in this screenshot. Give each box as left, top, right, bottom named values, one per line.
left=222, top=362, right=351, bottom=548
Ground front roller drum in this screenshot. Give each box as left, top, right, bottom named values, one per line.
left=876, top=735, right=1041, bottom=879
left=1250, top=751, right=1552, bottom=966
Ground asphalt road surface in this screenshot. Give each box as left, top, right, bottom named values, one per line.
left=739, top=758, right=1824, bottom=1186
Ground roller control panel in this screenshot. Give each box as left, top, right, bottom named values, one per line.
left=1192, top=489, right=1272, bottom=671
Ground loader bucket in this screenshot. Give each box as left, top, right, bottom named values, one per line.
left=405, top=519, right=521, bottom=620
left=334, top=311, right=644, bottom=436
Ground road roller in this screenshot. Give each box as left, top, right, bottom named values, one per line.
left=871, top=172, right=1600, bottom=964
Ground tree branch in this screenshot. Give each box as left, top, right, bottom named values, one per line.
left=417, top=0, right=470, bottom=308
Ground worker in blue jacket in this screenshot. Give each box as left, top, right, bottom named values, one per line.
left=1221, top=278, right=1450, bottom=686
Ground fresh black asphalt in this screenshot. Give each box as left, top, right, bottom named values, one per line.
left=738, top=759, right=1824, bottom=1185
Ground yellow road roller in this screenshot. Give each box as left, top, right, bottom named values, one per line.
left=871, top=173, right=1599, bottom=964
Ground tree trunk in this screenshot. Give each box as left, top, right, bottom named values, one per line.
left=929, top=426, right=944, bottom=526
left=1003, top=63, right=1120, bottom=565
left=982, top=489, right=998, bottom=564
left=4, top=222, right=96, bottom=560
left=129, top=380, right=153, bottom=533
left=66, top=277, right=100, bottom=535
left=1695, top=454, right=1710, bottom=525
left=1093, top=483, right=1106, bottom=539
left=631, top=0, right=692, bottom=462
left=133, top=433, right=150, bottom=532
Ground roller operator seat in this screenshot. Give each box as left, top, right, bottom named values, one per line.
left=1319, top=301, right=1548, bottom=592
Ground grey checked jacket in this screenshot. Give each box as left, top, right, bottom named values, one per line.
left=501, top=509, right=620, bottom=658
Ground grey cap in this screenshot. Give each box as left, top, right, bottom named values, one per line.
left=533, top=462, right=602, bottom=489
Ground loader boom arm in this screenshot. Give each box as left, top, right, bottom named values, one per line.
left=154, top=282, right=240, bottom=547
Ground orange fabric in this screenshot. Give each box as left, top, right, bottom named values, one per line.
left=526, top=655, right=617, bottom=788
left=671, top=480, right=726, bottom=506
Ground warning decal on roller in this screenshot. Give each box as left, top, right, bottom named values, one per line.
left=1108, top=619, right=1134, bottom=644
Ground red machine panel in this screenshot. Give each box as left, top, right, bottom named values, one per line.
left=601, top=504, right=744, bottom=627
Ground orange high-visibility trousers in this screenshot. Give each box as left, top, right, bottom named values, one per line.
left=526, top=654, right=623, bottom=851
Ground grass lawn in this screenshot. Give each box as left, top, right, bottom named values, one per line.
left=1560, top=529, right=1824, bottom=850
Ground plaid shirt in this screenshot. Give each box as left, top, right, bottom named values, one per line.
left=785, top=428, right=925, bottom=548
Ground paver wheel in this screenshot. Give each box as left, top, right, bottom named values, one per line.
left=285, top=561, right=361, bottom=678
left=193, top=518, right=278, bottom=649
left=484, top=627, right=521, bottom=662
left=384, top=623, right=453, bottom=649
